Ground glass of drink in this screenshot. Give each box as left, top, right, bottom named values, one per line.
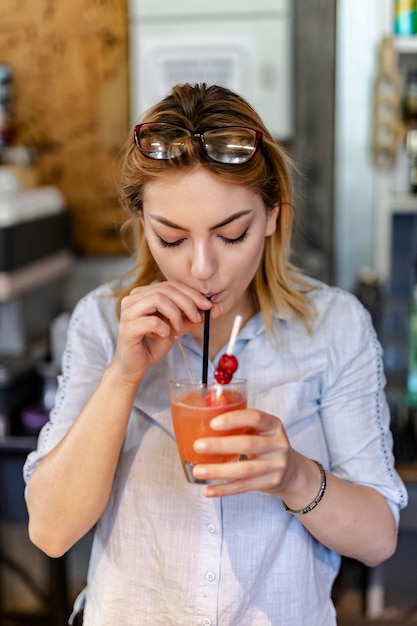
left=170, top=378, right=247, bottom=484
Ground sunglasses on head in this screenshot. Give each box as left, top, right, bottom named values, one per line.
left=134, top=122, right=262, bottom=165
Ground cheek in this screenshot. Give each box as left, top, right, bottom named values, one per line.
left=142, top=225, right=177, bottom=278
left=148, top=245, right=182, bottom=280
left=228, top=235, right=265, bottom=280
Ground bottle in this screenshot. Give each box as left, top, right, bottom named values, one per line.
left=372, top=37, right=402, bottom=169
left=405, top=68, right=417, bottom=192
left=407, top=266, right=417, bottom=408
left=0, top=63, right=13, bottom=147
left=395, top=0, right=417, bottom=36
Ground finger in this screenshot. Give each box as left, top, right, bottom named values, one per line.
left=130, top=281, right=213, bottom=317
left=194, top=460, right=286, bottom=497
left=194, top=433, right=279, bottom=459
left=117, top=318, right=174, bottom=351
left=194, top=455, right=271, bottom=481
left=209, top=409, right=282, bottom=435
left=203, top=471, right=281, bottom=498
left=122, top=291, right=200, bottom=334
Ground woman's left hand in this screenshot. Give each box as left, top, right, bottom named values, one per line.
left=192, top=408, right=300, bottom=498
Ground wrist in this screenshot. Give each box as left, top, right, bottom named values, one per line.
left=103, top=362, right=142, bottom=394
left=281, top=457, right=327, bottom=516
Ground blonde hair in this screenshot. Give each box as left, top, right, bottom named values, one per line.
left=117, top=83, right=315, bottom=335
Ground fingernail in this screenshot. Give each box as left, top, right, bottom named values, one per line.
left=194, top=440, right=207, bottom=451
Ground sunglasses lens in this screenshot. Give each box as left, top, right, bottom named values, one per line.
left=202, top=128, right=258, bottom=164
left=135, top=124, right=260, bottom=164
left=137, top=124, right=189, bottom=159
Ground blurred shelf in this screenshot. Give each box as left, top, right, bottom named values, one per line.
left=394, top=36, right=417, bottom=54
left=390, top=191, right=417, bottom=212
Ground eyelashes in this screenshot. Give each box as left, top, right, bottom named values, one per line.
left=158, top=237, right=184, bottom=249
left=222, top=226, right=249, bottom=245
left=157, top=226, right=250, bottom=249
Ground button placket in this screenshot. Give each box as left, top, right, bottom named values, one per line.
left=196, top=499, right=223, bottom=625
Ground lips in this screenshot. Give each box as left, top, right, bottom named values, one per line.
left=205, top=291, right=223, bottom=304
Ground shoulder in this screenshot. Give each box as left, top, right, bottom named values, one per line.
left=302, top=280, right=378, bottom=348
left=69, top=281, right=119, bottom=337
left=302, top=277, right=375, bottom=338
left=303, top=276, right=365, bottom=315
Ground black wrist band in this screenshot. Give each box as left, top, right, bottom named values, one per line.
left=282, top=460, right=327, bottom=515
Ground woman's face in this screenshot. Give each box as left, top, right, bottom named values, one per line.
left=141, top=166, right=278, bottom=317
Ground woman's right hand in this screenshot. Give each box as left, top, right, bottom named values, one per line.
left=111, top=281, right=219, bottom=384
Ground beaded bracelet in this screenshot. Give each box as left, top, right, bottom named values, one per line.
left=282, top=460, right=327, bottom=515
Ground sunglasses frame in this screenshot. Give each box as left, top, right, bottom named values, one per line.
left=134, top=122, right=262, bottom=164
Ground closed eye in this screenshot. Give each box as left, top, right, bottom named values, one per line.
left=157, top=226, right=249, bottom=248
left=221, top=226, right=249, bottom=245
left=157, top=236, right=185, bottom=248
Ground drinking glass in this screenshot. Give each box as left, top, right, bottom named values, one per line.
left=170, top=379, right=247, bottom=484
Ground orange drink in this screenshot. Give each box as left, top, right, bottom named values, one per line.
left=170, top=379, right=247, bottom=483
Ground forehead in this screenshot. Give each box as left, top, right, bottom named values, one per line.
left=142, top=167, right=260, bottom=213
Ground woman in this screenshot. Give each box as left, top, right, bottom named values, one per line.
left=24, top=83, right=407, bottom=625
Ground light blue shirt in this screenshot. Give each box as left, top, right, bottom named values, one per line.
left=24, top=279, right=407, bottom=626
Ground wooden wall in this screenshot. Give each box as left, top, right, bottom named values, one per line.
left=0, top=0, right=130, bottom=254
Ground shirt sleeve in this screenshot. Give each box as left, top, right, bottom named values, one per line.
left=318, top=289, right=408, bottom=524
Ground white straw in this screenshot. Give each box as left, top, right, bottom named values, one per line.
left=215, top=314, right=243, bottom=397
left=175, top=337, right=197, bottom=383
left=226, top=315, right=243, bottom=355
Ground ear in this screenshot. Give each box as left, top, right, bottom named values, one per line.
left=265, top=204, right=279, bottom=236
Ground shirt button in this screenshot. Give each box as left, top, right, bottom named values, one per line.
left=207, top=523, right=216, bottom=533
left=202, top=619, right=212, bottom=626
left=205, top=571, right=216, bottom=582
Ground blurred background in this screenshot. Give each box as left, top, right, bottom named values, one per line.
left=1, top=0, right=417, bottom=623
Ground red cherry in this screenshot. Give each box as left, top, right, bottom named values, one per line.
left=214, top=368, right=232, bottom=384
left=218, top=354, right=238, bottom=373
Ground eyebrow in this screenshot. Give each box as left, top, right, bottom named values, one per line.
left=148, top=209, right=253, bottom=231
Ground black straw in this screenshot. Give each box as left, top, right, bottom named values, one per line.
left=202, top=309, right=210, bottom=385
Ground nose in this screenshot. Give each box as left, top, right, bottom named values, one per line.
left=190, top=241, right=217, bottom=282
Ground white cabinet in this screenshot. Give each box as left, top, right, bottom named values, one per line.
left=128, top=0, right=293, bottom=139
left=334, top=0, right=388, bottom=291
